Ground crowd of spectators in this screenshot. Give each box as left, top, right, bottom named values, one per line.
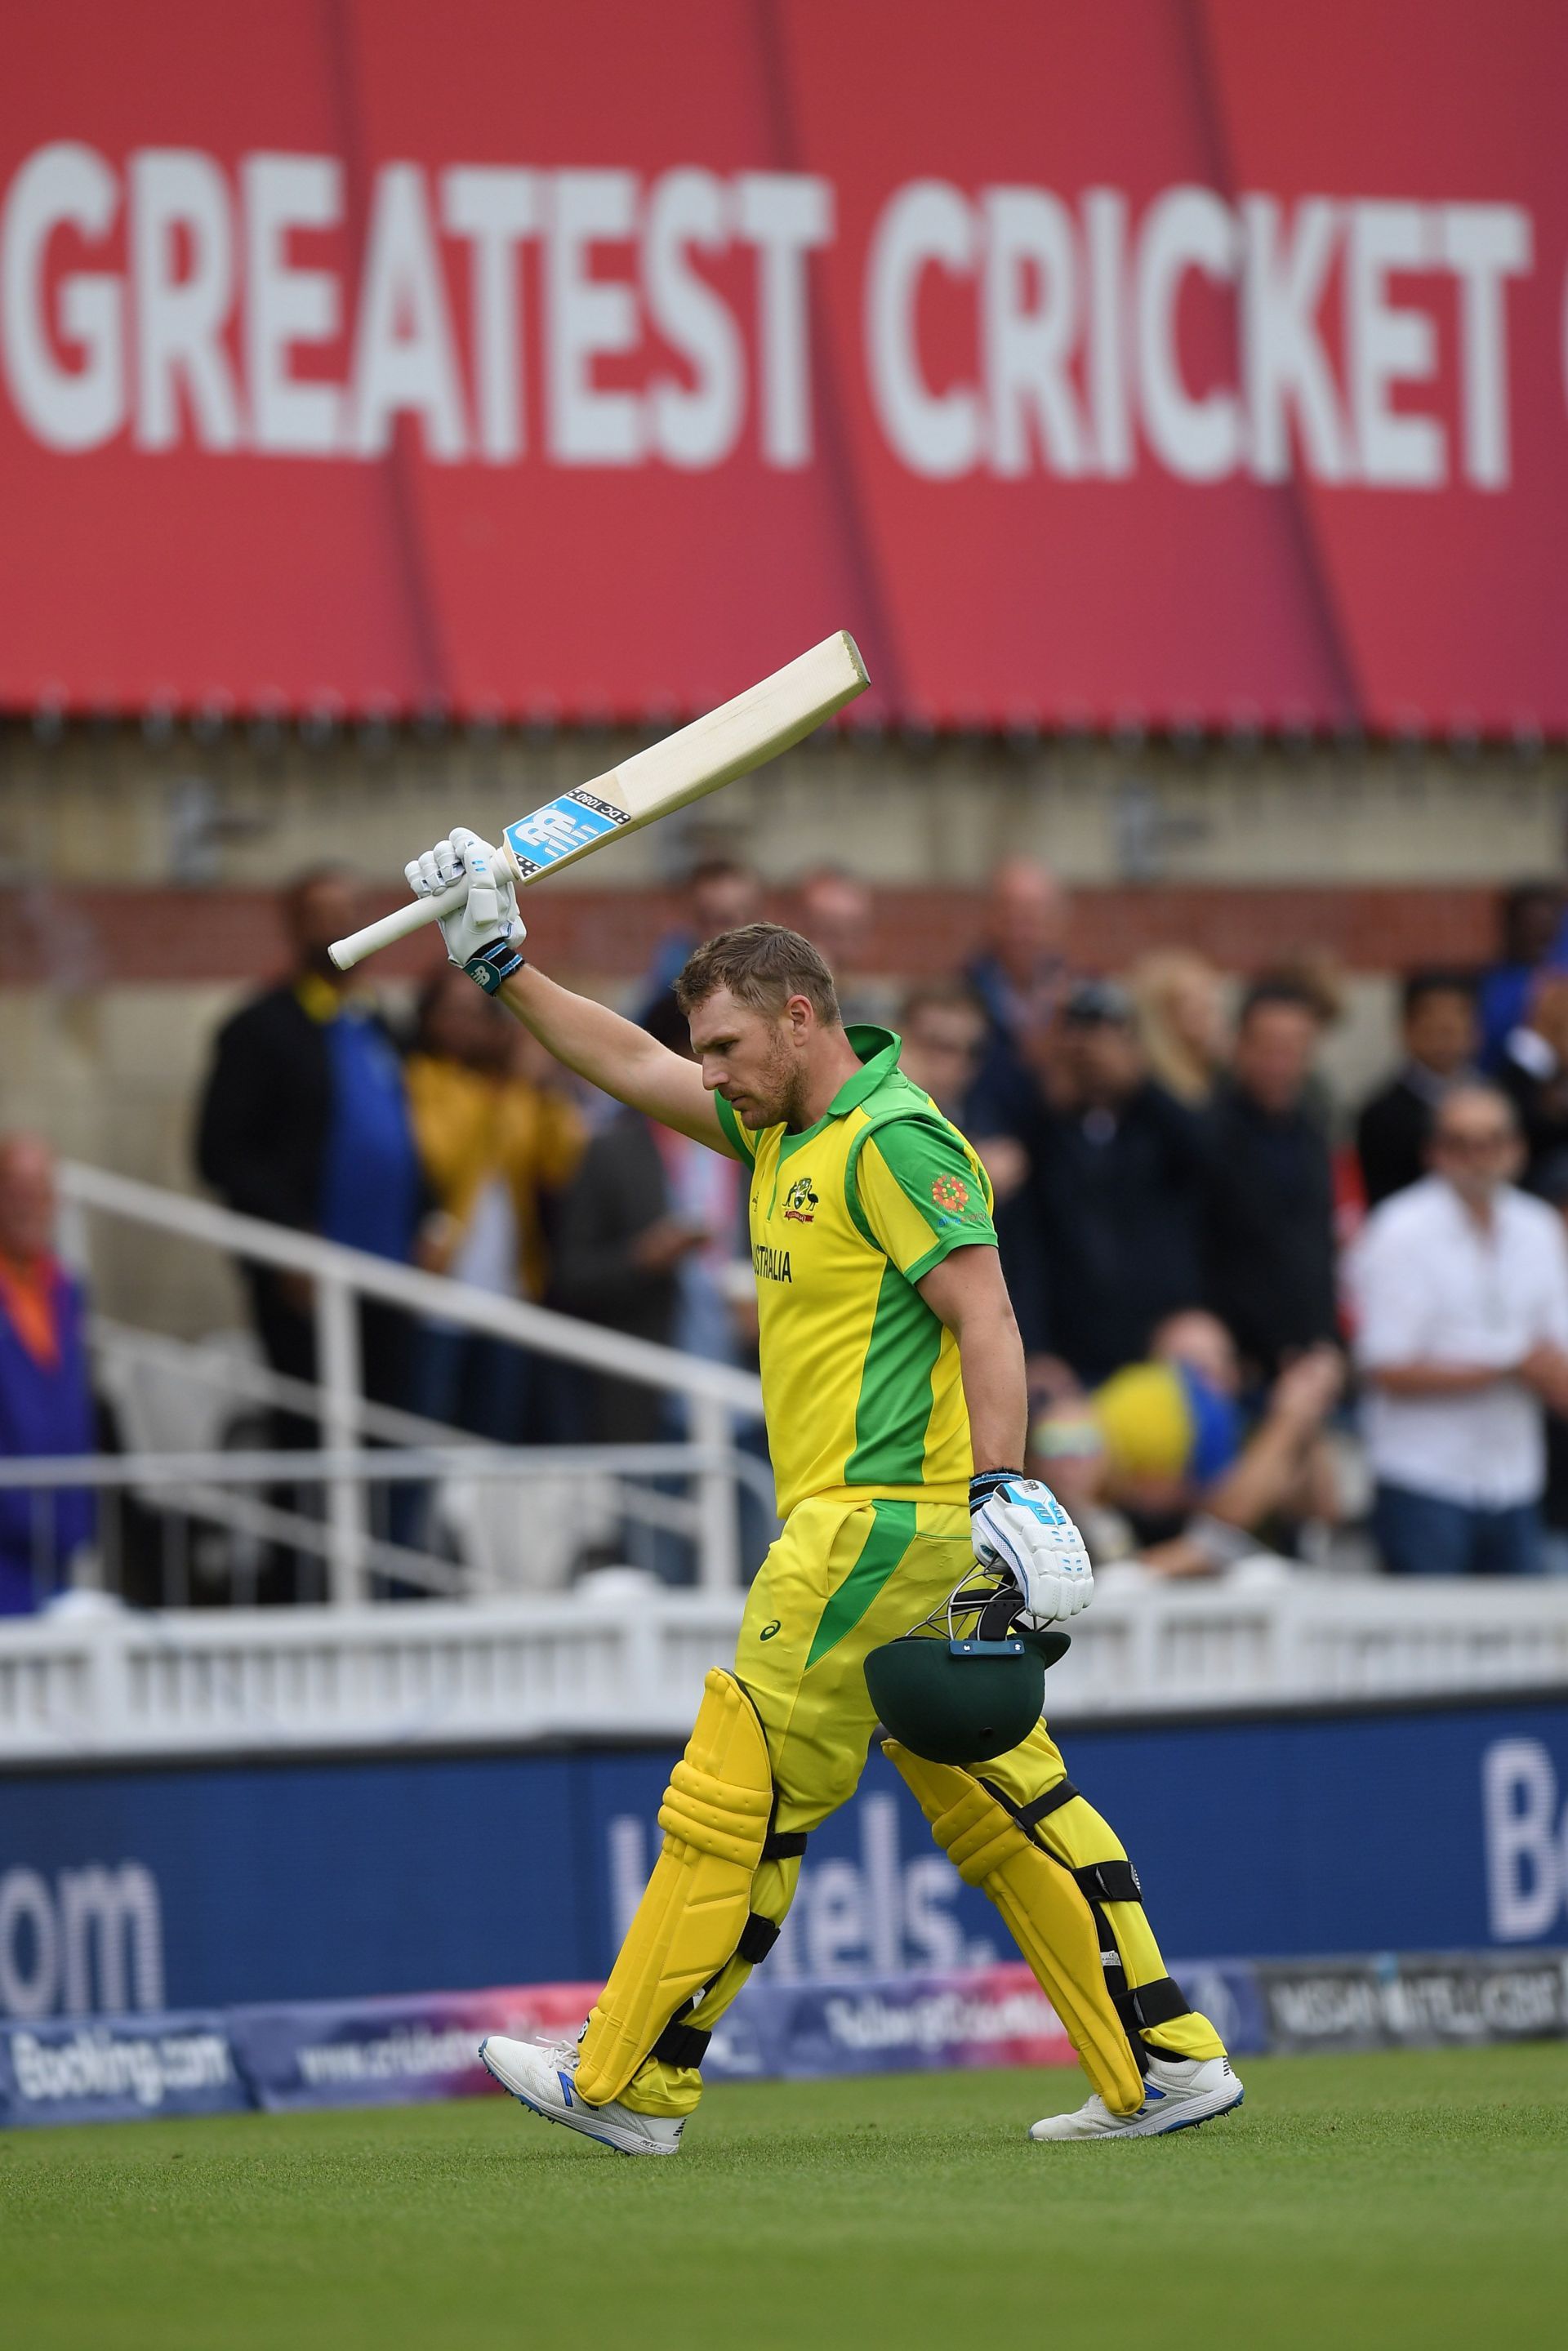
left=9, top=865, right=1568, bottom=1609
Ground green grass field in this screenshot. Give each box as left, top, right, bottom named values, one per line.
left=3, top=2048, right=1566, bottom=2351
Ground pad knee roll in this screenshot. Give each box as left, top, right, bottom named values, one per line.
left=576, top=1668, right=777, bottom=2107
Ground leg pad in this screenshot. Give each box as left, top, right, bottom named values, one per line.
left=576, top=1669, right=774, bottom=2107
left=884, top=1741, right=1147, bottom=2117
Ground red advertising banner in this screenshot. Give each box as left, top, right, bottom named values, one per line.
left=2, top=0, right=1565, bottom=734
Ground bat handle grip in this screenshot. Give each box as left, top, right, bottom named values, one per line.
left=328, top=884, right=461, bottom=972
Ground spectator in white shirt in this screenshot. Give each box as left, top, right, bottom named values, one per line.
left=1349, top=1084, right=1568, bottom=1575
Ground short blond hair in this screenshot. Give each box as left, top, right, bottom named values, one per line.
left=675, top=923, right=840, bottom=1025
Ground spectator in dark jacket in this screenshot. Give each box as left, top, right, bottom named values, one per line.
left=0, top=1134, right=95, bottom=1614
left=196, top=868, right=425, bottom=1421
left=963, top=859, right=1072, bottom=1139
left=551, top=1111, right=713, bottom=1446
left=1203, top=980, right=1338, bottom=1379
left=1356, top=970, right=1479, bottom=1208
left=1495, top=970, right=1568, bottom=1197
left=1000, top=981, right=1209, bottom=1386
left=1478, top=882, right=1566, bottom=1070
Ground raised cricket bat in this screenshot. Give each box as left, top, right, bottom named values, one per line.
left=328, top=630, right=869, bottom=971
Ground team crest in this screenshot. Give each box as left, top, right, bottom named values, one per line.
left=784, top=1175, right=819, bottom=1224
left=931, top=1173, right=970, bottom=1213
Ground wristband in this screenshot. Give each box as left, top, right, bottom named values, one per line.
left=462, top=937, right=527, bottom=995
left=969, top=1469, right=1026, bottom=1509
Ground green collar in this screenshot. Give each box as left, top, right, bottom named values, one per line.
left=830, top=1025, right=903, bottom=1114
left=779, top=1026, right=903, bottom=1153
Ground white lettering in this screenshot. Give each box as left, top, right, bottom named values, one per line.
left=243, top=153, right=343, bottom=456
left=901, top=1855, right=966, bottom=1969
left=1439, top=203, right=1531, bottom=489
left=866, top=180, right=980, bottom=479
left=645, top=168, right=743, bottom=470
left=546, top=168, right=641, bottom=465
left=1348, top=200, right=1444, bottom=488
left=1137, top=185, right=1243, bottom=481
left=349, top=163, right=467, bottom=459
left=982, top=186, right=1087, bottom=476
left=1, top=141, right=124, bottom=449
left=0, top=1868, right=60, bottom=2019
left=1483, top=1739, right=1564, bottom=1941
left=1241, top=194, right=1349, bottom=482
left=804, top=1857, right=866, bottom=1977
left=131, top=149, right=240, bottom=451
left=1084, top=186, right=1132, bottom=476
left=59, top=1864, right=165, bottom=2015
left=441, top=165, right=537, bottom=464
left=735, top=172, right=832, bottom=467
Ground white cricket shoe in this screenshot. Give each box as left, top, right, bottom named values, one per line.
left=479, top=2035, right=685, bottom=2157
left=1029, top=2053, right=1244, bottom=2142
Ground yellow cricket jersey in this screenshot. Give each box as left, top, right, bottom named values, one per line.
left=714, top=1026, right=997, bottom=1519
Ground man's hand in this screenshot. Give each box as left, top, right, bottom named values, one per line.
left=969, top=1470, right=1094, bottom=1625
left=1518, top=1341, right=1568, bottom=1414
left=406, top=828, right=527, bottom=986
left=630, top=1216, right=711, bottom=1274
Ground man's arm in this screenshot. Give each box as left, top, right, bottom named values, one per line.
left=918, top=1245, right=1028, bottom=1471
left=1368, top=1360, right=1526, bottom=1397
left=499, top=966, right=726, bottom=1151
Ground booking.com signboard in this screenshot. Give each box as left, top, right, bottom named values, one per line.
left=2, top=1698, right=1566, bottom=2024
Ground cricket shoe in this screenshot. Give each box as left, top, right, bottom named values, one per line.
left=1029, top=2054, right=1244, bottom=2142
left=479, top=2035, right=685, bottom=2157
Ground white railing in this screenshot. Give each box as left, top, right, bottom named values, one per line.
left=1, top=1574, right=1565, bottom=1764
left=53, top=1160, right=766, bottom=1600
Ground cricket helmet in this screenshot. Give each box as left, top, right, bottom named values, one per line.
left=863, top=1577, right=1071, bottom=1766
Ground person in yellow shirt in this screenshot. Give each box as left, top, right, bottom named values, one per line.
left=404, top=829, right=1241, bottom=2149
left=403, top=966, right=584, bottom=1438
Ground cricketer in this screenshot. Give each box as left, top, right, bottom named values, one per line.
left=408, top=829, right=1244, bottom=2149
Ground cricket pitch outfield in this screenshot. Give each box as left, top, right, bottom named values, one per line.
left=2, top=2047, right=1565, bottom=2351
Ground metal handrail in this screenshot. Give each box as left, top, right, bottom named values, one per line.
left=56, top=1159, right=768, bottom=1600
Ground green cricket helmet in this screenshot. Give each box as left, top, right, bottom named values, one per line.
left=863, top=1577, right=1071, bottom=1766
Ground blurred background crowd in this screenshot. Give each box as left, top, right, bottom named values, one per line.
left=11, top=854, right=1568, bottom=1609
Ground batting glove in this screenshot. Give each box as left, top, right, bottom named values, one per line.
left=406, top=827, right=527, bottom=994
left=969, top=1470, right=1094, bottom=1627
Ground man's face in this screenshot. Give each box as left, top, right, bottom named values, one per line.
left=1431, top=1100, right=1523, bottom=1203
left=424, top=973, right=503, bottom=1070
left=692, top=869, right=760, bottom=936
left=902, top=1004, right=984, bottom=1111
left=0, top=1140, right=56, bottom=1261
left=1405, top=989, right=1477, bottom=1078
left=286, top=875, right=359, bottom=978
left=688, top=985, right=808, bottom=1130
left=989, top=864, right=1066, bottom=973
left=799, top=876, right=871, bottom=976
left=1060, top=1017, right=1142, bottom=1105
left=1233, top=1004, right=1317, bottom=1114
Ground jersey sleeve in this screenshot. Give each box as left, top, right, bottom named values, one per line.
left=712, top=1089, right=759, bottom=1163
left=849, top=1118, right=997, bottom=1283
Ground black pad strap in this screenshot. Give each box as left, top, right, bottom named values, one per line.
left=1074, top=1859, right=1143, bottom=1904
left=1126, top=1975, right=1191, bottom=2031
left=737, top=1912, right=781, bottom=1965
left=1016, top=1780, right=1080, bottom=1830
left=651, top=2017, right=711, bottom=2070
left=762, top=1829, right=808, bottom=1860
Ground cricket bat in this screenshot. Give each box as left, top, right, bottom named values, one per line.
left=328, top=630, right=869, bottom=971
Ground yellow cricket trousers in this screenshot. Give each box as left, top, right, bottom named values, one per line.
left=621, top=1494, right=1225, bottom=2115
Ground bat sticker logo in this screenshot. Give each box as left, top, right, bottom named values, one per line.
left=505, top=792, right=630, bottom=875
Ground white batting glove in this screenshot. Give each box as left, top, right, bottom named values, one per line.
left=969, top=1471, right=1094, bottom=1626
left=406, top=827, right=527, bottom=992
